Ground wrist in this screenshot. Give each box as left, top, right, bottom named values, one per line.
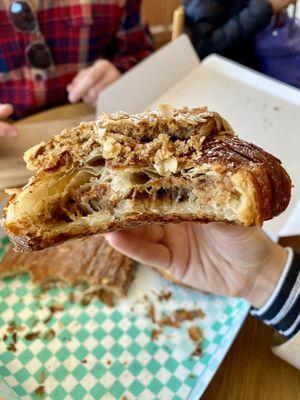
left=244, top=243, right=288, bottom=308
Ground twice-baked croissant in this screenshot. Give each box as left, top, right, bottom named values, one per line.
left=2, top=105, right=291, bottom=252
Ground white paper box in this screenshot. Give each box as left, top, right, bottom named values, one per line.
left=98, top=35, right=199, bottom=115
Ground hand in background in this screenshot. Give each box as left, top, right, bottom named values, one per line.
left=0, top=104, right=18, bottom=137
left=268, top=0, right=296, bottom=13
left=67, top=60, right=121, bottom=106
left=105, top=223, right=287, bottom=309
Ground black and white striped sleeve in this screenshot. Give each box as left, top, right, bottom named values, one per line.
left=251, top=248, right=300, bottom=339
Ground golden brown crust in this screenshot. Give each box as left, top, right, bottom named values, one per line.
left=200, top=135, right=291, bottom=221
left=6, top=215, right=214, bottom=252
left=2, top=106, right=292, bottom=252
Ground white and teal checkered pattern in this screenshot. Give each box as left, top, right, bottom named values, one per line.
left=0, top=236, right=249, bottom=400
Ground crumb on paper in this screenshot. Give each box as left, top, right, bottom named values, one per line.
left=7, top=321, right=25, bottom=333
left=35, top=385, right=45, bottom=400
left=49, top=304, right=64, bottom=313
left=43, top=329, right=55, bottom=340
left=173, top=309, right=205, bottom=322
left=6, top=342, right=17, bottom=353
left=188, top=326, right=203, bottom=343
left=43, top=313, right=53, bottom=324
left=82, top=359, right=87, bottom=364
left=146, top=305, right=205, bottom=356
left=25, top=331, right=41, bottom=341
left=80, top=296, right=92, bottom=306
left=158, top=308, right=204, bottom=328
left=151, top=329, right=161, bottom=341
left=157, top=290, right=172, bottom=302
left=157, top=314, right=179, bottom=328
left=191, top=344, right=202, bottom=357
left=147, top=302, right=156, bottom=324
left=12, top=332, right=17, bottom=344
left=43, top=303, right=64, bottom=324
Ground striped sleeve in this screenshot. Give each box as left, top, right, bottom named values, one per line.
left=251, top=248, right=300, bottom=339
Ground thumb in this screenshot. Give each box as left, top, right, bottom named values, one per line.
left=105, top=231, right=171, bottom=269
left=0, top=103, right=14, bottom=119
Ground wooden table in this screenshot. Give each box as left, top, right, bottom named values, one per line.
left=202, top=235, right=300, bottom=400
left=2, top=104, right=299, bottom=399
left=0, top=102, right=95, bottom=190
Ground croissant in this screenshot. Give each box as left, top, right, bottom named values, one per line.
left=2, top=105, right=291, bottom=252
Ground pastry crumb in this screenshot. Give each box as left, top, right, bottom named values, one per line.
left=188, top=326, right=203, bottom=342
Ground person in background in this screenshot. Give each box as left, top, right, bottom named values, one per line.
left=0, top=0, right=153, bottom=137
left=105, top=222, right=300, bottom=368
left=182, top=0, right=295, bottom=68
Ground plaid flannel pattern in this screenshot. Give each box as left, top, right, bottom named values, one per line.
left=0, top=0, right=153, bottom=119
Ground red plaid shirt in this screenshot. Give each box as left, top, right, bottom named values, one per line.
left=0, top=0, right=153, bottom=119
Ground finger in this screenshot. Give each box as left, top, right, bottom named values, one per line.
left=68, top=72, right=98, bottom=103
left=0, top=103, right=14, bottom=118
left=67, top=69, right=87, bottom=92
left=0, top=121, right=18, bottom=137
left=92, top=67, right=120, bottom=93
left=126, top=226, right=164, bottom=243
left=105, top=231, right=171, bottom=269
left=70, top=68, right=87, bottom=85
left=68, top=64, right=106, bottom=103
left=66, top=83, right=73, bottom=93
left=82, top=69, right=120, bottom=105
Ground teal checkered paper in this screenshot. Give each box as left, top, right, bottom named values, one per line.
left=0, top=236, right=249, bottom=400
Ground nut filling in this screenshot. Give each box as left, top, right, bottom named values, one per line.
left=48, top=166, right=242, bottom=225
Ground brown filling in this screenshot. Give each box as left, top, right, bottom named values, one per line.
left=49, top=168, right=241, bottom=223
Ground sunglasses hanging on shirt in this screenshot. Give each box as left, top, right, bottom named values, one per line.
left=8, top=1, right=54, bottom=71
